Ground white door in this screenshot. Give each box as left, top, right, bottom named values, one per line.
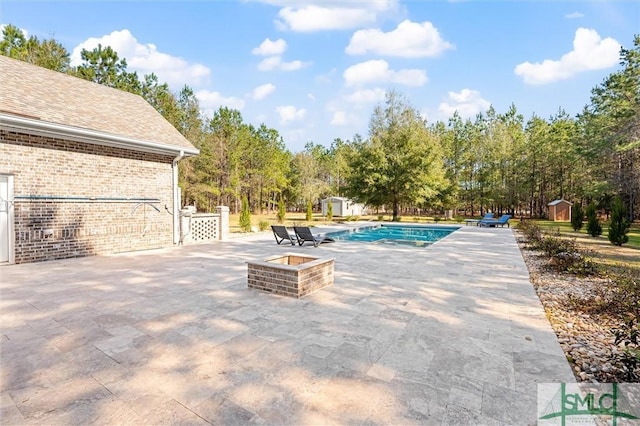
left=0, top=175, right=14, bottom=263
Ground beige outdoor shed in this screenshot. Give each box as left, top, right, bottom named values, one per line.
left=548, top=199, right=573, bottom=221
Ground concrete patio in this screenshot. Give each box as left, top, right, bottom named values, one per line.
left=1, top=224, right=575, bottom=425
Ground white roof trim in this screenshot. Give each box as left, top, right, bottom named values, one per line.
left=0, top=113, right=199, bottom=157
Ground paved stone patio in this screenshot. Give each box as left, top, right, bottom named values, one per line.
left=1, top=224, right=575, bottom=425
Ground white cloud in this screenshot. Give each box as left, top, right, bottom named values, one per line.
left=346, top=20, right=454, bottom=58
left=343, top=60, right=427, bottom=87
left=251, top=38, right=287, bottom=56
left=331, top=111, right=348, bottom=126
left=273, top=0, right=398, bottom=32
left=257, top=55, right=310, bottom=71
left=514, top=28, right=620, bottom=85
left=70, top=29, right=210, bottom=89
left=276, top=105, right=306, bottom=123
left=252, top=83, right=276, bottom=100
left=345, top=88, right=387, bottom=103
left=438, top=89, right=491, bottom=119
left=196, top=90, right=245, bottom=111
left=307, top=93, right=316, bottom=101
left=565, top=12, right=584, bottom=19
left=276, top=6, right=375, bottom=32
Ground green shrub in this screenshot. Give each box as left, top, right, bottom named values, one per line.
left=258, top=220, right=270, bottom=232
left=516, top=221, right=543, bottom=247
left=608, top=272, right=640, bottom=319
left=539, top=235, right=577, bottom=257
left=277, top=197, right=286, bottom=223
left=239, top=196, right=251, bottom=232
left=306, top=200, right=313, bottom=222
left=608, top=196, right=630, bottom=246
left=327, top=202, right=333, bottom=221
left=571, top=202, right=584, bottom=231
left=433, top=216, right=441, bottom=223
left=612, top=316, right=640, bottom=382
left=586, top=202, right=602, bottom=237
left=377, top=215, right=385, bottom=221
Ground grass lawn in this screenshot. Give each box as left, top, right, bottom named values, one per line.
left=533, top=219, right=640, bottom=274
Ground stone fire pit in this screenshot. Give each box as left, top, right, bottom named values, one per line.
left=247, top=253, right=334, bottom=298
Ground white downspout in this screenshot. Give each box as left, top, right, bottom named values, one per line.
left=172, top=150, right=184, bottom=244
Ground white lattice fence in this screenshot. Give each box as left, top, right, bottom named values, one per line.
left=180, top=213, right=219, bottom=243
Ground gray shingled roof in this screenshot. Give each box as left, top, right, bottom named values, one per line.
left=548, top=199, right=572, bottom=206
left=0, top=55, right=197, bottom=155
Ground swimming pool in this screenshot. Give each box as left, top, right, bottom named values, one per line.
left=328, top=224, right=459, bottom=247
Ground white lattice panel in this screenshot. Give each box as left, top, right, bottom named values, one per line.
left=181, top=213, right=220, bottom=243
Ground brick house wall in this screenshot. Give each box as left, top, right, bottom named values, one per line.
left=1, top=130, right=176, bottom=263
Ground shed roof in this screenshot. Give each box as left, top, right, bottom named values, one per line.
left=548, top=199, right=572, bottom=206
left=0, top=55, right=198, bottom=156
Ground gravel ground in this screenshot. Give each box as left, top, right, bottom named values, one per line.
left=515, top=231, right=634, bottom=383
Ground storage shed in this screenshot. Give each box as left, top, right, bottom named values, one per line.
left=0, top=56, right=199, bottom=264
left=548, top=199, right=573, bottom=222
left=321, top=197, right=367, bottom=217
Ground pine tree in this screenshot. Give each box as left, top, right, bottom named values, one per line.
left=239, top=195, right=251, bottom=232
left=571, top=202, right=584, bottom=231
left=586, top=202, right=602, bottom=237
left=608, top=196, right=630, bottom=246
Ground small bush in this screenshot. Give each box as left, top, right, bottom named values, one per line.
left=571, top=202, right=584, bottom=231
left=609, top=273, right=640, bottom=319
left=327, top=202, right=333, bottom=222
left=433, top=216, right=441, bottom=223
left=566, top=251, right=599, bottom=277
left=539, top=235, right=577, bottom=257
left=586, top=202, right=602, bottom=237
left=258, top=220, right=270, bottom=232
left=608, top=196, right=630, bottom=246
left=516, top=221, right=543, bottom=248
left=413, top=216, right=421, bottom=222
left=377, top=215, right=385, bottom=221
left=612, top=316, right=640, bottom=382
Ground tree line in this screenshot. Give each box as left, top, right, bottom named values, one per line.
left=2, top=24, right=638, bottom=221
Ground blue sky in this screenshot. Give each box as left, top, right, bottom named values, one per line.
left=2, top=1, right=638, bottom=152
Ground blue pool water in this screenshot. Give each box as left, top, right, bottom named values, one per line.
left=328, top=224, right=459, bottom=247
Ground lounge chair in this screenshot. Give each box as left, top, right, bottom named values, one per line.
left=479, top=214, right=511, bottom=228
left=293, top=226, right=335, bottom=247
left=271, top=225, right=298, bottom=245
left=465, top=213, right=494, bottom=226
